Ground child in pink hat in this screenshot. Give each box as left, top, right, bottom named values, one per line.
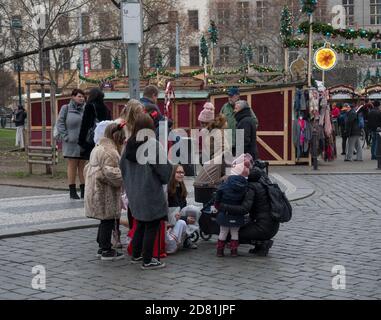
left=198, top=102, right=215, bottom=127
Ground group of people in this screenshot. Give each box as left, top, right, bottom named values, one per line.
left=55, top=84, right=277, bottom=270
left=334, top=99, right=381, bottom=161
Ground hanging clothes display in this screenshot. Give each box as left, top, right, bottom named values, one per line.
left=293, top=116, right=312, bottom=160
left=309, top=88, right=320, bottom=119
left=318, top=94, right=337, bottom=162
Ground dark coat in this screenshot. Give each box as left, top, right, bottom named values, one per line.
left=235, top=107, right=258, bottom=160
left=140, top=97, right=173, bottom=137
left=367, top=109, right=381, bottom=132
left=345, top=109, right=362, bottom=137
left=78, top=101, right=111, bottom=160
left=219, top=167, right=280, bottom=240
left=13, top=108, right=27, bottom=127
left=120, top=136, right=173, bottom=222
left=168, top=185, right=187, bottom=209
left=215, top=175, right=248, bottom=227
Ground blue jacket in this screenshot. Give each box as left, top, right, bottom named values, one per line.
left=215, top=175, right=248, bottom=227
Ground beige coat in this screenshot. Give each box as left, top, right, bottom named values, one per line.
left=84, top=138, right=123, bottom=220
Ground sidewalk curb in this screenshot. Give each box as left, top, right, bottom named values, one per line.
left=0, top=182, right=67, bottom=191
left=270, top=173, right=315, bottom=202
left=0, top=220, right=99, bottom=240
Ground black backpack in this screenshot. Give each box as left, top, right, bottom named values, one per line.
left=259, top=177, right=292, bottom=223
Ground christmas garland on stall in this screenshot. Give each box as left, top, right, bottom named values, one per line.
left=79, top=74, right=117, bottom=84
left=284, top=38, right=381, bottom=56
left=301, top=0, right=318, bottom=15
left=298, top=21, right=381, bottom=41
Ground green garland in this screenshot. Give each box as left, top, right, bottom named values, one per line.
left=79, top=74, right=117, bottom=84
left=284, top=38, right=381, bottom=56
left=298, top=21, right=381, bottom=41
left=301, top=0, right=318, bottom=15
left=200, top=35, right=209, bottom=65
left=280, top=6, right=293, bottom=40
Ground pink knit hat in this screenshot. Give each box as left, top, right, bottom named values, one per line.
left=198, top=102, right=215, bottom=123
left=230, top=153, right=253, bottom=176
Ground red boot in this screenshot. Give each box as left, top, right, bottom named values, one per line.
left=230, top=240, right=239, bottom=257
left=217, top=240, right=225, bottom=257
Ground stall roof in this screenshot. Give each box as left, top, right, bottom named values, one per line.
left=104, top=90, right=209, bottom=101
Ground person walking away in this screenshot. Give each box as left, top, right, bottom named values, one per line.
left=331, top=103, right=340, bottom=136
left=234, top=100, right=258, bottom=160
left=337, top=103, right=350, bottom=155
left=78, top=87, right=111, bottom=161
left=367, top=100, right=381, bottom=160
left=84, top=122, right=126, bottom=260
left=55, top=89, right=87, bottom=199
left=345, top=104, right=363, bottom=162
left=214, top=154, right=252, bottom=257
left=120, top=113, right=172, bottom=270
left=13, top=105, right=27, bottom=150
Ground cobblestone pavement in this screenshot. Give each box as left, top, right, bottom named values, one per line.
left=0, top=174, right=380, bottom=300
left=0, top=187, right=84, bottom=232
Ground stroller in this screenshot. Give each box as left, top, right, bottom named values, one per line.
left=196, top=159, right=270, bottom=241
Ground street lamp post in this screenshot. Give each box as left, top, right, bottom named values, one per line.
left=11, top=17, right=23, bottom=107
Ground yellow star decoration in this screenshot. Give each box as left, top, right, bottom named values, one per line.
left=314, top=48, right=337, bottom=71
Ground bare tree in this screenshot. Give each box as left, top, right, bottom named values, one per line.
left=0, top=70, right=17, bottom=107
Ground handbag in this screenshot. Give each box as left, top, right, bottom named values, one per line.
left=85, top=103, right=99, bottom=147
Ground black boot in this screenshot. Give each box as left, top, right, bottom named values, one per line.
left=80, top=184, right=85, bottom=199
left=249, top=240, right=273, bottom=256
left=69, top=184, right=80, bottom=200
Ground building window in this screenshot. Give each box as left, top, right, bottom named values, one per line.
left=0, top=53, right=4, bottom=70
left=150, top=47, right=160, bottom=67
left=168, top=11, right=178, bottom=32
left=258, top=46, right=268, bottom=64
left=42, top=50, right=50, bottom=70
left=99, top=12, right=111, bottom=36
left=219, top=46, right=229, bottom=65
left=81, top=13, right=90, bottom=36
left=217, top=2, right=230, bottom=27
left=342, top=0, right=354, bottom=26
left=189, top=46, right=200, bottom=66
left=188, top=10, right=199, bottom=31
left=60, top=49, right=71, bottom=70
left=237, top=2, right=250, bottom=29
left=169, top=46, right=176, bottom=68
left=58, top=14, right=70, bottom=35
left=100, top=49, right=111, bottom=69
left=148, top=9, right=160, bottom=32
left=256, top=1, right=265, bottom=28
left=372, top=42, right=381, bottom=59
left=344, top=43, right=354, bottom=61
left=370, top=0, right=381, bottom=25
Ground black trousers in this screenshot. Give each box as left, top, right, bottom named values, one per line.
left=132, top=218, right=161, bottom=264
left=96, top=219, right=115, bottom=251
left=238, top=221, right=279, bottom=243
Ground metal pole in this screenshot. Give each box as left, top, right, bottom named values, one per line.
left=79, top=13, right=84, bottom=78
left=307, top=14, right=313, bottom=87
left=39, top=36, right=46, bottom=148
left=16, top=38, right=22, bottom=106
left=312, top=119, right=319, bottom=170
left=128, top=43, right=140, bottom=99
left=175, top=23, right=180, bottom=76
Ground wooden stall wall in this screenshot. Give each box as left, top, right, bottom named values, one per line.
left=210, top=87, right=295, bottom=165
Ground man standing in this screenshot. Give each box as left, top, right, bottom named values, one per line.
left=140, top=85, right=172, bottom=137
left=13, top=105, right=27, bottom=150
left=220, top=87, right=258, bottom=155
left=367, top=100, right=381, bottom=160
left=345, top=104, right=362, bottom=162
left=234, top=100, right=258, bottom=160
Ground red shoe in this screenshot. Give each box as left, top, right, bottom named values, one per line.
left=230, top=240, right=239, bottom=257
left=217, top=240, right=225, bottom=257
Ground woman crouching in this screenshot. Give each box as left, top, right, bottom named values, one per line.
left=84, top=122, right=126, bottom=261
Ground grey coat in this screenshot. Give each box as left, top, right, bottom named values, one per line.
left=120, top=137, right=173, bottom=222
left=56, top=100, right=84, bottom=158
